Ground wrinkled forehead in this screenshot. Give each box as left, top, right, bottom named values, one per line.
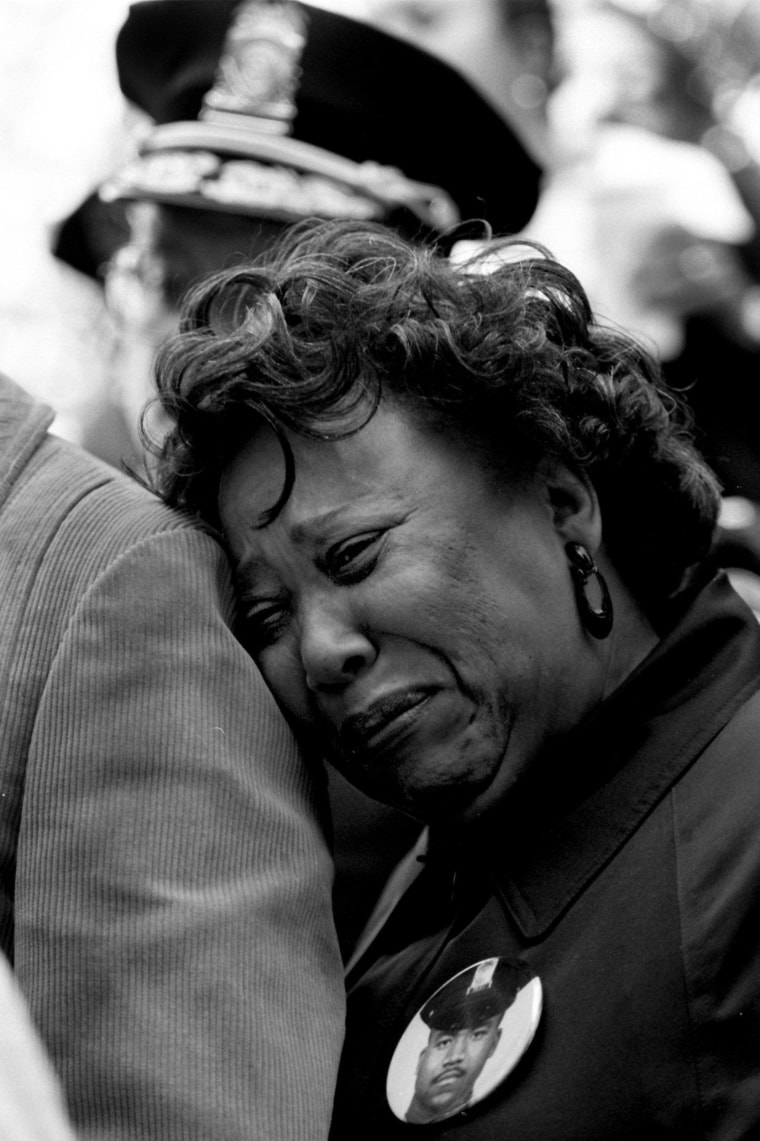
left=216, top=402, right=412, bottom=542
left=217, top=396, right=463, bottom=523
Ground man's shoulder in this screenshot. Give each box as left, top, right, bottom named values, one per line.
left=0, top=427, right=228, bottom=621
left=0, top=372, right=204, bottom=542
left=23, top=429, right=211, bottom=545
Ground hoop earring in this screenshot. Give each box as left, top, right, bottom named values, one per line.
left=565, top=542, right=613, bottom=640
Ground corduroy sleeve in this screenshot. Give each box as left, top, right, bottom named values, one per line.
left=13, top=525, right=345, bottom=1141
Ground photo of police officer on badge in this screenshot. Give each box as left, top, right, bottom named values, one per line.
left=386, top=957, right=543, bottom=1125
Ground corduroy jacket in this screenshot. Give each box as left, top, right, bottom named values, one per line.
left=0, top=374, right=344, bottom=1140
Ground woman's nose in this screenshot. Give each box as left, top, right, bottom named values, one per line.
left=299, top=600, right=376, bottom=691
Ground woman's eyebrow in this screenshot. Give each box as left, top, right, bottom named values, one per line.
left=289, top=506, right=348, bottom=545
left=289, top=497, right=388, bottom=544
left=232, top=508, right=360, bottom=581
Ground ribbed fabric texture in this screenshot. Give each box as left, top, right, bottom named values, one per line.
left=0, top=376, right=345, bottom=1140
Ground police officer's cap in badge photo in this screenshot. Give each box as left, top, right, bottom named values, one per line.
left=386, top=957, right=542, bottom=1125
left=53, top=0, right=541, bottom=280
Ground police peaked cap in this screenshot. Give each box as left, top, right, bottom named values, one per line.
left=421, top=960, right=521, bottom=1033
left=53, top=0, right=542, bottom=279
left=110, top=0, right=540, bottom=235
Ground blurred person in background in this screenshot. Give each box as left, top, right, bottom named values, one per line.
left=55, top=0, right=540, bottom=467
left=54, top=0, right=543, bottom=958
left=532, top=0, right=760, bottom=569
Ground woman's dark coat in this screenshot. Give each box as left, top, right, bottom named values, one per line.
left=332, top=574, right=760, bottom=1140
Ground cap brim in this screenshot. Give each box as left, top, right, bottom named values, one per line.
left=99, top=118, right=460, bottom=232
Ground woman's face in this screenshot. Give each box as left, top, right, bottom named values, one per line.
left=219, top=404, right=606, bottom=822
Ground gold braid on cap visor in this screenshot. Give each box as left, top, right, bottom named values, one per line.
left=99, top=122, right=460, bottom=231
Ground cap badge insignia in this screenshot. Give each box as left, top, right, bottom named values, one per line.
left=201, top=0, right=307, bottom=133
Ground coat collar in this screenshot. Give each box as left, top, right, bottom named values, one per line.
left=349, top=573, right=760, bottom=976
left=0, top=373, right=55, bottom=509
left=468, top=572, right=760, bottom=939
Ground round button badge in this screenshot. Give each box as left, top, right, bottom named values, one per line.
left=386, top=957, right=542, bottom=1125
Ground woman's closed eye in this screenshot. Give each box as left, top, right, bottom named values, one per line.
left=242, top=597, right=290, bottom=649
left=323, top=532, right=384, bottom=584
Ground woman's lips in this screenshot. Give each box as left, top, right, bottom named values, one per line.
left=338, top=687, right=438, bottom=753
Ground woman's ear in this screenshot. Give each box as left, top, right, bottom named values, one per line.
left=540, top=460, right=602, bottom=554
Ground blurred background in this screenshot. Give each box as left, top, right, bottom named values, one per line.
left=0, top=1, right=131, bottom=444
left=3, top=0, right=760, bottom=479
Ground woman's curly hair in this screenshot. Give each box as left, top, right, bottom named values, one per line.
left=152, top=218, right=721, bottom=613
